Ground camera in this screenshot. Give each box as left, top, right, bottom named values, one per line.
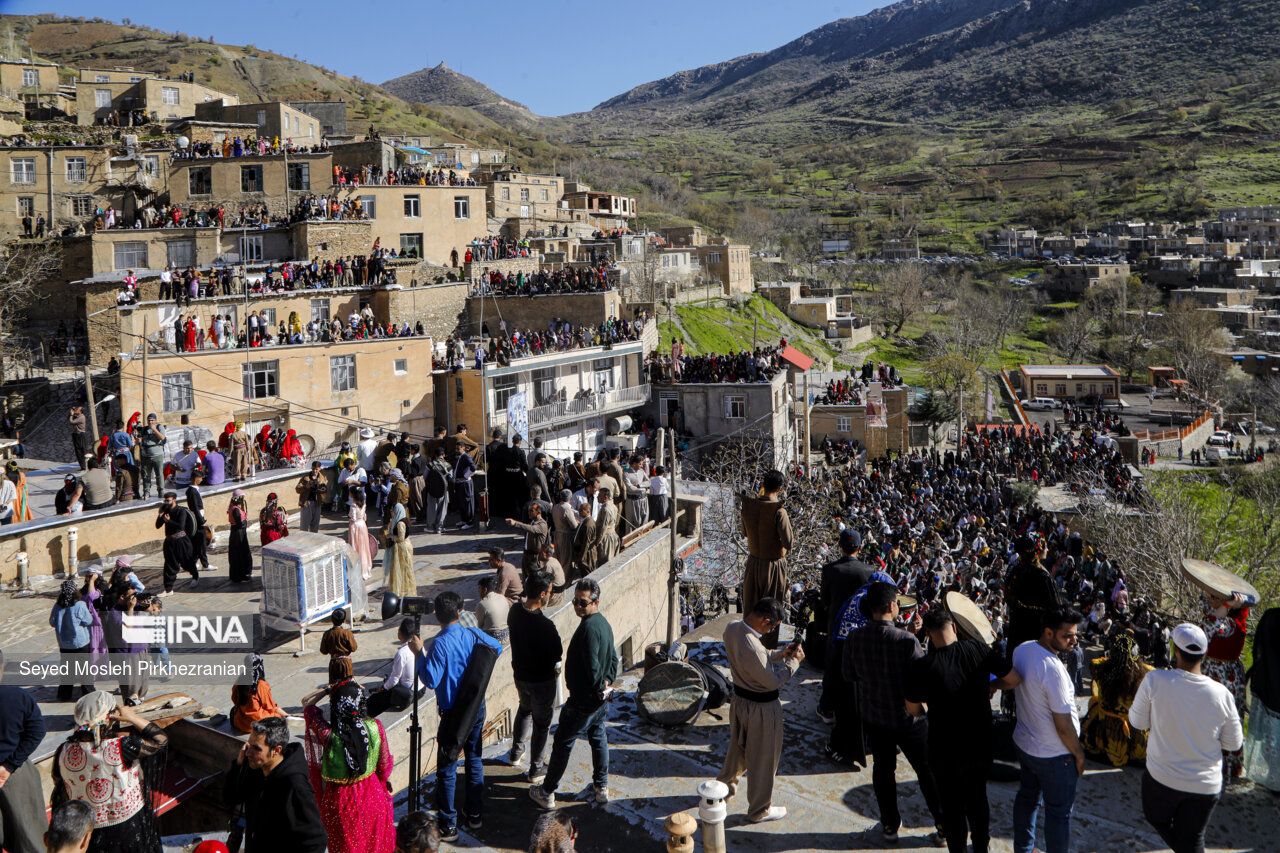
left=381, top=592, right=434, bottom=621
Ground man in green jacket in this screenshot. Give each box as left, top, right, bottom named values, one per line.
left=530, top=577, right=618, bottom=809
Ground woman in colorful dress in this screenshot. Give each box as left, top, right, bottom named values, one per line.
left=1244, top=606, right=1279, bottom=791
left=52, top=692, right=168, bottom=853
left=302, top=681, right=395, bottom=853
left=230, top=653, right=285, bottom=734
left=347, top=485, right=373, bottom=580
left=259, top=492, right=289, bottom=546
left=226, top=489, right=253, bottom=583
left=1202, top=592, right=1250, bottom=779
left=384, top=500, right=415, bottom=598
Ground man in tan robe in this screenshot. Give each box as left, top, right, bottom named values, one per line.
left=573, top=501, right=598, bottom=576
left=740, top=469, right=793, bottom=648
left=550, top=490, right=579, bottom=580
left=716, top=597, right=803, bottom=823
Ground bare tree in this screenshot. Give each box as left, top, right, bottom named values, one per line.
left=0, top=241, right=61, bottom=375
left=1048, top=308, right=1101, bottom=364
left=874, top=263, right=931, bottom=335
left=1157, top=301, right=1235, bottom=400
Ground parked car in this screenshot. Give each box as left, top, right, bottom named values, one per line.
left=1207, top=430, right=1235, bottom=447
left=1238, top=419, right=1277, bottom=435
left=1023, top=397, right=1063, bottom=411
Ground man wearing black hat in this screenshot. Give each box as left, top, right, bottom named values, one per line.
left=136, top=414, right=167, bottom=499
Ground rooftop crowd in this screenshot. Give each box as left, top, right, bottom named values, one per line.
left=645, top=341, right=787, bottom=384
left=334, top=164, right=476, bottom=187
left=470, top=264, right=615, bottom=296
left=171, top=137, right=332, bottom=160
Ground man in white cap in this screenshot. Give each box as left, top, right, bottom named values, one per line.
left=357, top=427, right=378, bottom=472
left=1128, top=623, right=1243, bottom=853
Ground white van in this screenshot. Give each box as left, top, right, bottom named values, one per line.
left=1023, top=397, right=1062, bottom=411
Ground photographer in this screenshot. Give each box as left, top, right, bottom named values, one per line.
left=68, top=404, right=90, bottom=470
left=155, top=491, right=199, bottom=595
left=295, top=460, right=329, bottom=533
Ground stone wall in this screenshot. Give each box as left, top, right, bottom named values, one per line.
left=385, top=282, right=469, bottom=342
left=462, top=256, right=539, bottom=283
left=292, top=220, right=374, bottom=262
left=462, top=291, right=623, bottom=336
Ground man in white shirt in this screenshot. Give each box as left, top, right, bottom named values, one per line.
left=570, top=479, right=600, bottom=522
left=1129, top=623, right=1242, bottom=853
left=356, top=427, right=378, bottom=471
left=1011, top=607, right=1085, bottom=853
left=367, top=616, right=425, bottom=717
left=474, top=576, right=511, bottom=644
left=172, top=440, right=199, bottom=487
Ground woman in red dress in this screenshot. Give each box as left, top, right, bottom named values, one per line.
left=259, top=493, right=288, bottom=546
left=184, top=317, right=197, bottom=352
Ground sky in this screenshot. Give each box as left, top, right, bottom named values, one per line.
left=5, top=0, right=884, bottom=115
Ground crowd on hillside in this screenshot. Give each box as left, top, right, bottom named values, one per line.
left=334, top=164, right=476, bottom=187
left=455, top=316, right=649, bottom=366
left=645, top=342, right=788, bottom=384
left=471, top=264, right=615, bottom=296
left=166, top=305, right=427, bottom=353
left=171, top=137, right=332, bottom=159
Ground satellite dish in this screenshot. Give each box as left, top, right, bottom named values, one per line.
left=176, top=136, right=190, bottom=149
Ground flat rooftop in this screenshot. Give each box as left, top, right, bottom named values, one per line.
left=1019, top=364, right=1119, bottom=378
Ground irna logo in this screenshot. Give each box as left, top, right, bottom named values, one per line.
left=122, top=614, right=253, bottom=649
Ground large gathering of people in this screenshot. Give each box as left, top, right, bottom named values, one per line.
left=333, top=164, right=476, bottom=187
left=470, top=263, right=615, bottom=296
left=646, top=341, right=787, bottom=384
left=171, top=137, right=331, bottom=160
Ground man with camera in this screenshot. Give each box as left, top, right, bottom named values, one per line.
left=136, top=414, right=167, bottom=500
left=295, top=460, right=329, bottom=533
left=68, top=404, right=90, bottom=470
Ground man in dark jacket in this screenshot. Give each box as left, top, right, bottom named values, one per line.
left=818, top=529, right=876, bottom=766
left=223, top=716, right=326, bottom=853
left=531, top=577, right=618, bottom=810
left=507, top=572, right=563, bottom=784
left=0, top=651, right=46, bottom=853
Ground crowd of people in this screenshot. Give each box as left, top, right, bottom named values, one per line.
left=470, top=263, right=615, bottom=296
left=646, top=340, right=788, bottom=384
left=440, top=316, right=648, bottom=367
left=167, top=306, right=428, bottom=353
left=333, top=164, right=476, bottom=187
left=171, top=137, right=332, bottom=160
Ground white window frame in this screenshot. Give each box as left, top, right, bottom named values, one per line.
left=533, top=367, right=557, bottom=406
left=161, top=372, right=195, bottom=413
left=288, top=162, right=310, bottom=191
left=113, top=241, right=147, bottom=270
left=359, top=195, right=376, bottom=219
left=520, top=188, right=530, bottom=201
left=836, top=416, right=852, bottom=432
left=161, top=86, right=180, bottom=106
left=540, top=189, right=549, bottom=201
left=310, top=299, right=330, bottom=325
left=94, top=74, right=110, bottom=83
left=493, top=373, right=519, bottom=410
left=256, top=110, right=267, bottom=127
left=454, top=196, right=470, bottom=219
left=724, top=395, right=746, bottom=420
left=394, top=359, right=408, bottom=376
left=242, top=360, right=280, bottom=399
left=16, top=196, right=33, bottom=217
left=399, top=233, right=423, bottom=256
left=10, top=157, right=34, bottom=185
left=142, top=155, right=159, bottom=176
left=403, top=194, right=420, bottom=217
left=501, top=187, right=509, bottom=201
left=592, top=357, right=615, bottom=392
left=94, top=89, right=111, bottom=108
left=707, top=251, right=722, bottom=265
left=240, top=235, right=264, bottom=263
left=21, top=69, right=36, bottom=87
left=330, top=354, right=357, bottom=393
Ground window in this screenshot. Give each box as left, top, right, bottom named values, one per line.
left=240, top=235, right=263, bottom=263
left=359, top=195, right=376, bottom=219
left=403, top=194, right=420, bottom=217
left=455, top=377, right=464, bottom=401
left=161, top=87, right=180, bottom=106
left=454, top=196, right=470, bottom=219
left=240, top=165, right=263, bottom=193
left=16, top=197, right=33, bottom=217
left=259, top=308, right=276, bottom=326
left=308, top=123, right=314, bottom=138
left=10, top=157, right=34, bottom=184
left=167, top=240, right=195, bottom=269
left=330, top=354, right=357, bottom=393
left=1035, top=384, right=1047, bottom=394
left=533, top=367, right=557, bottom=406
left=293, top=116, right=300, bottom=132
left=501, top=187, right=509, bottom=201
left=520, top=188, right=530, bottom=201
left=21, top=69, right=36, bottom=87
left=540, top=189, right=549, bottom=202
left=129, top=76, right=142, bottom=83
left=518, top=204, right=528, bottom=218
left=94, top=89, right=111, bottom=108
left=724, top=395, right=746, bottom=419
left=470, top=152, right=479, bottom=165
left=394, top=359, right=408, bottom=376
left=142, top=155, right=159, bottom=176
left=242, top=360, right=279, bottom=399
left=287, top=162, right=310, bottom=191
left=491, top=153, right=501, bottom=163
left=113, top=241, right=147, bottom=270
left=188, top=166, right=211, bottom=195
left=836, top=416, right=852, bottom=432
left=256, top=110, right=266, bottom=127
left=94, top=74, right=110, bottom=83
left=593, top=357, right=615, bottom=392
left=310, top=299, right=330, bottom=325
left=493, top=374, right=519, bottom=410
left=399, top=233, right=422, bottom=257
left=69, top=195, right=92, bottom=217
left=161, top=373, right=194, bottom=412
left=707, top=251, right=722, bottom=265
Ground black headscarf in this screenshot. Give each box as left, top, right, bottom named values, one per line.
left=1247, top=607, right=1280, bottom=713
left=330, top=680, right=370, bottom=776
left=57, top=579, right=78, bottom=608
left=246, top=653, right=265, bottom=693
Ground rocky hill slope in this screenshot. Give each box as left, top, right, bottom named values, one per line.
left=381, top=61, right=537, bottom=127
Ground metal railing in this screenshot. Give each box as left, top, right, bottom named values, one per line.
left=524, top=384, right=651, bottom=428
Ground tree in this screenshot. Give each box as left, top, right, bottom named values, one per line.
left=874, top=263, right=930, bottom=335
left=909, top=391, right=958, bottom=446
left=0, top=241, right=61, bottom=375
left=1048, top=308, right=1101, bottom=364
left=1157, top=302, right=1234, bottom=400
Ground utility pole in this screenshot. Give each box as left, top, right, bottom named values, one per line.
left=141, top=315, right=149, bottom=416
left=752, top=317, right=758, bottom=351
left=804, top=373, right=812, bottom=473
left=83, top=365, right=100, bottom=444
left=665, top=427, right=680, bottom=646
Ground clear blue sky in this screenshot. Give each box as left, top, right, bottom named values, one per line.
left=6, top=1, right=882, bottom=115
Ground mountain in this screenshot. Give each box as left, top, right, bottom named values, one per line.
left=381, top=62, right=537, bottom=126
left=590, top=0, right=1280, bottom=127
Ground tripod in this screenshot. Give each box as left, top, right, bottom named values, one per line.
left=408, top=657, right=425, bottom=811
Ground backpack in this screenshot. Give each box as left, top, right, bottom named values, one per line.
left=426, top=462, right=449, bottom=498
left=439, top=629, right=500, bottom=763
left=689, top=659, right=731, bottom=709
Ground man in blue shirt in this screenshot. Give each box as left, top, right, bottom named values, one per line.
left=0, top=649, right=47, bottom=853
left=416, top=592, right=502, bottom=843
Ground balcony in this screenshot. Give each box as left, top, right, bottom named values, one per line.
left=492, top=384, right=651, bottom=431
